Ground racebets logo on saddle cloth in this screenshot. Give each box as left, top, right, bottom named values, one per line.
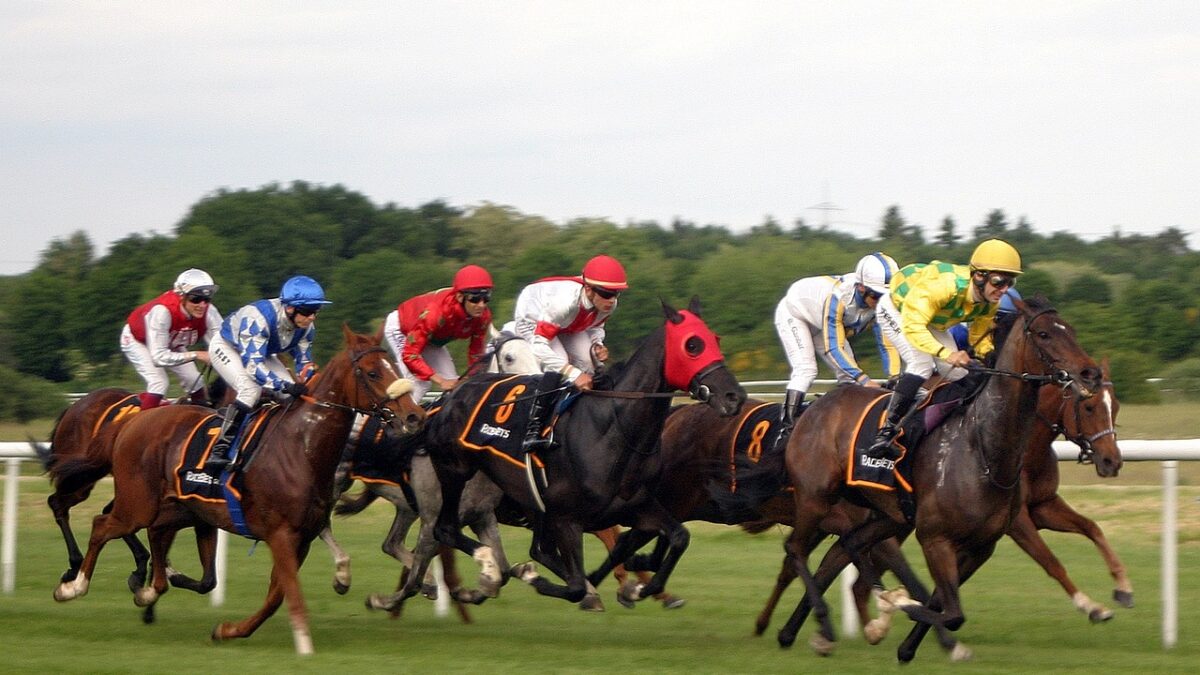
left=460, top=374, right=547, bottom=469
left=172, top=406, right=278, bottom=502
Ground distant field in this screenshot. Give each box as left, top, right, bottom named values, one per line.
left=2, top=478, right=1198, bottom=674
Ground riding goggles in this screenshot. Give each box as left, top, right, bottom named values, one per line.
left=462, top=290, right=491, bottom=304
left=185, top=294, right=212, bottom=304
left=292, top=305, right=322, bottom=317
left=590, top=286, right=621, bottom=300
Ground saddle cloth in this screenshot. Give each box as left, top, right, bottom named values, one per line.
left=90, top=394, right=142, bottom=439
left=457, top=374, right=561, bottom=470
left=173, top=405, right=277, bottom=502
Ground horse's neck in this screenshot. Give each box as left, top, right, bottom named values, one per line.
left=970, top=336, right=1042, bottom=485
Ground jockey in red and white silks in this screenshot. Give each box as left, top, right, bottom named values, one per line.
left=120, top=268, right=221, bottom=409
left=774, top=273, right=898, bottom=394
left=382, top=265, right=495, bottom=403
left=506, top=255, right=628, bottom=390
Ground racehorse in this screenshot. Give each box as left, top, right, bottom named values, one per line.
left=51, top=325, right=426, bottom=655
left=746, top=359, right=1123, bottom=655
left=331, top=330, right=682, bottom=616
left=724, top=296, right=1103, bottom=662
left=32, top=382, right=228, bottom=613
left=429, top=298, right=746, bottom=605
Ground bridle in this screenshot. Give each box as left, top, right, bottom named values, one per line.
left=297, top=346, right=405, bottom=425
left=1036, top=381, right=1116, bottom=465
left=966, top=308, right=1077, bottom=388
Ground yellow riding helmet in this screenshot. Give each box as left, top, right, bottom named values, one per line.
left=970, top=239, right=1022, bottom=275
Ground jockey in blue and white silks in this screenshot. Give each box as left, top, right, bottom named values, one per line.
left=205, top=275, right=331, bottom=468
left=771, top=253, right=900, bottom=444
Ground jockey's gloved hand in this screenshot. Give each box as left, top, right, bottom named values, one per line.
left=286, top=381, right=308, bottom=398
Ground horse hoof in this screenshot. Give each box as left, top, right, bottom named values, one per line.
left=333, top=580, right=350, bottom=596
left=133, top=587, right=158, bottom=607
left=142, top=604, right=156, bottom=625
left=579, top=594, right=606, bottom=612
left=1089, top=607, right=1115, bottom=623
left=365, top=594, right=396, bottom=612
left=777, top=629, right=797, bottom=649
left=420, top=582, right=439, bottom=600
left=510, top=562, right=538, bottom=583
left=1113, top=590, right=1134, bottom=608
left=126, top=573, right=146, bottom=594
left=809, top=633, right=835, bottom=656
left=949, top=643, right=973, bottom=662
left=863, top=619, right=889, bottom=645
left=660, top=595, right=686, bottom=610
left=211, top=624, right=230, bottom=642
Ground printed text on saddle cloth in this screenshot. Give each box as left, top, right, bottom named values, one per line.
left=662, top=310, right=725, bottom=391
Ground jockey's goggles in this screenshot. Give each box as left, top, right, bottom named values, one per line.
left=589, top=285, right=621, bottom=300
left=462, top=290, right=491, bottom=304
left=861, top=287, right=882, bottom=301
left=978, top=272, right=1016, bottom=289
left=184, top=293, right=212, bottom=304
left=292, top=304, right=322, bottom=317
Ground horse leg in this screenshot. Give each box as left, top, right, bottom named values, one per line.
left=436, top=546, right=473, bottom=623
left=54, top=477, right=158, bottom=602
left=866, top=537, right=962, bottom=655
left=166, top=523, right=218, bottom=594
left=432, top=473, right=502, bottom=596
left=581, top=527, right=620, bottom=611
left=1025, top=495, right=1132, bottom=612
left=214, top=531, right=314, bottom=655
left=755, top=548, right=799, bottom=635
left=896, top=543, right=993, bottom=663
left=47, top=485, right=93, bottom=582
left=520, top=518, right=588, bottom=603
left=318, top=525, right=352, bottom=595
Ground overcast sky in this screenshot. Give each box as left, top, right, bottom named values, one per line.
left=2, top=1, right=1197, bottom=275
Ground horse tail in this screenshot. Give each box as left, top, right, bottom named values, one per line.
left=30, top=437, right=54, bottom=473
left=706, top=436, right=789, bottom=522
left=51, top=455, right=112, bottom=495
left=333, top=489, right=379, bottom=517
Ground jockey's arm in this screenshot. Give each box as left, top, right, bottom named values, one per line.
left=144, top=306, right=199, bottom=367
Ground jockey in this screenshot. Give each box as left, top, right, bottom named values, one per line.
left=506, top=254, right=628, bottom=452
left=120, top=268, right=222, bottom=410
left=866, top=239, right=1023, bottom=460
left=382, top=264, right=495, bottom=404
left=205, top=275, right=331, bottom=468
left=773, top=252, right=901, bottom=440
left=509, top=254, right=627, bottom=391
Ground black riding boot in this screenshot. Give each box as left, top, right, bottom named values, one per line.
left=521, top=371, right=564, bottom=453
left=771, top=389, right=805, bottom=453
left=205, top=402, right=251, bottom=469
left=865, top=373, right=924, bottom=460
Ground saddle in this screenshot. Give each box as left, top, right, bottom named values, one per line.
left=847, top=373, right=991, bottom=495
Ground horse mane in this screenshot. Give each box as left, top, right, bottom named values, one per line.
left=990, top=293, right=1054, bottom=356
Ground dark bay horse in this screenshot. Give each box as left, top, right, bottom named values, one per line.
left=428, top=298, right=746, bottom=604
left=744, top=297, right=1103, bottom=662
left=52, top=325, right=425, bottom=655
left=746, top=361, right=1124, bottom=656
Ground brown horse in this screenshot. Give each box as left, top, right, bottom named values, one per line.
left=748, top=360, right=1124, bottom=656
left=32, top=385, right=228, bottom=611
left=723, top=297, right=1103, bottom=662
left=51, top=325, right=425, bottom=654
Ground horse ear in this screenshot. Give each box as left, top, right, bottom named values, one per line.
left=342, top=322, right=355, bottom=345
left=687, top=295, right=702, bottom=316
left=372, top=321, right=385, bottom=345
left=1101, top=356, right=1110, bottom=379
left=661, top=298, right=684, bottom=324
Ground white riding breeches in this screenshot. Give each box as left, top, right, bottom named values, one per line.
left=208, top=334, right=294, bottom=408
left=774, top=301, right=859, bottom=393
left=120, top=325, right=204, bottom=396
left=382, top=310, right=457, bottom=403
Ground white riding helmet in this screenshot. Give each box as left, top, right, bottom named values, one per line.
left=173, top=268, right=219, bottom=298
left=854, top=253, right=899, bottom=295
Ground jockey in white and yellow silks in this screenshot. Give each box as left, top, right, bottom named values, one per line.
left=773, top=252, right=900, bottom=437
left=867, top=239, right=1022, bottom=461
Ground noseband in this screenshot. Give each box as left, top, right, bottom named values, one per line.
left=1036, top=381, right=1116, bottom=465
left=300, top=346, right=407, bottom=424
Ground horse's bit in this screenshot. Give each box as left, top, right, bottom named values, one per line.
left=1036, top=381, right=1117, bottom=465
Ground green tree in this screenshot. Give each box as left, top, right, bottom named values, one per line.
left=973, top=209, right=1009, bottom=240
left=935, top=215, right=961, bottom=248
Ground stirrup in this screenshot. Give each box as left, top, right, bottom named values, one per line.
left=866, top=430, right=900, bottom=460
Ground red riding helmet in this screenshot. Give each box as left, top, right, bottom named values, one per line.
left=581, top=255, right=629, bottom=291
left=452, top=264, right=494, bottom=292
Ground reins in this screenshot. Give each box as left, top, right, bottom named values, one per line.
left=1035, top=380, right=1116, bottom=465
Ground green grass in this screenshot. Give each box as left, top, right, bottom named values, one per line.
left=2, top=477, right=1199, bottom=673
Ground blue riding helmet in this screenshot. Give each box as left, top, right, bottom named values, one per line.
left=280, top=275, right=333, bottom=306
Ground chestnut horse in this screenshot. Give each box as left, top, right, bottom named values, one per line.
left=429, top=298, right=746, bottom=605
left=51, top=325, right=425, bottom=655
left=720, top=297, right=1103, bottom=662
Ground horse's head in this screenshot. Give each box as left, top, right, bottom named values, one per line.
left=333, top=324, right=426, bottom=435
left=661, top=296, right=746, bottom=417
left=1053, top=357, right=1122, bottom=478
left=1006, top=296, right=1104, bottom=395
left=489, top=331, right=540, bottom=375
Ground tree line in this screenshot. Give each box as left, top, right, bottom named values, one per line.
left=1, top=180, right=1197, bottom=420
